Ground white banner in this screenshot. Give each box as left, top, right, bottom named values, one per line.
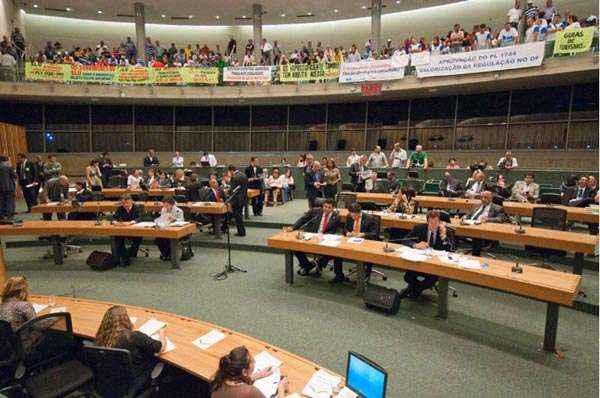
left=410, top=51, right=430, bottom=66
left=223, top=66, right=273, bottom=82
left=339, top=59, right=405, bottom=83
left=416, top=42, right=545, bottom=78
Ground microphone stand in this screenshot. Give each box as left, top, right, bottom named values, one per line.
left=212, top=186, right=246, bottom=281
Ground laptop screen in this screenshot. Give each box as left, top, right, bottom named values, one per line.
left=346, top=352, right=387, bottom=398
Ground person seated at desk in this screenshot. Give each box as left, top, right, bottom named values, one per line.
left=94, top=305, right=166, bottom=394
left=157, top=171, right=172, bottom=188
left=400, top=210, right=456, bottom=299
left=439, top=171, right=463, bottom=197
left=154, top=198, right=184, bottom=261
left=145, top=168, right=159, bottom=189
left=39, top=174, right=69, bottom=220
left=0, top=276, right=35, bottom=331
left=464, top=170, right=487, bottom=199
left=68, top=181, right=95, bottom=220
left=143, top=149, right=160, bottom=168
left=386, top=187, right=415, bottom=214
left=113, top=194, right=143, bottom=267
left=211, top=346, right=288, bottom=398
left=184, top=174, right=202, bottom=202
left=566, top=176, right=595, bottom=207
left=329, top=203, right=380, bottom=284
left=264, top=167, right=284, bottom=206
left=462, top=191, right=506, bottom=256
left=511, top=173, right=539, bottom=203
left=127, top=169, right=143, bottom=190
left=489, top=174, right=510, bottom=200
left=171, top=169, right=185, bottom=188
left=384, top=171, right=401, bottom=193
left=588, top=176, right=598, bottom=198
left=283, top=199, right=340, bottom=277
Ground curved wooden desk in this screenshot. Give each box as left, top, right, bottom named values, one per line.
left=30, top=295, right=342, bottom=394
left=31, top=201, right=229, bottom=215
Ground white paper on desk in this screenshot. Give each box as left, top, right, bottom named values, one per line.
left=398, top=248, right=429, bottom=262
left=45, top=202, right=59, bottom=206
left=336, top=387, right=358, bottom=398
left=138, top=318, right=166, bottom=337
left=462, top=219, right=477, bottom=225
left=32, top=303, right=48, bottom=313
left=192, top=329, right=226, bottom=350
left=129, top=316, right=138, bottom=325
left=347, top=237, right=364, bottom=244
left=132, top=221, right=156, bottom=228
left=151, top=334, right=176, bottom=353
left=302, top=369, right=342, bottom=398
left=254, top=368, right=281, bottom=398
left=253, top=351, right=283, bottom=373
left=49, top=306, right=67, bottom=314
left=457, top=258, right=482, bottom=270
left=286, top=394, right=302, bottom=398
left=170, top=221, right=190, bottom=227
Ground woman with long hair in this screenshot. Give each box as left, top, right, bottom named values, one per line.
left=95, top=305, right=166, bottom=391
left=86, top=159, right=103, bottom=190
left=323, top=159, right=341, bottom=199
left=211, top=346, right=288, bottom=398
left=0, top=276, right=35, bottom=330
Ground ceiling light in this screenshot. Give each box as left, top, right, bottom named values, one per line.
left=307, top=12, right=312, bottom=15
left=161, top=14, right=166, bottom=18
left=215, top=15, right=220, bottom=19
left=33, top=4, right=38, bottom=8
left=334, top=9, right=339, bottom=13
left=242, top=15, right=246, bottom=18
left=66, top=7, right=71, bottom=11
left=361, top=5, right=367, bottom=9
left=188, top=14, right=194, bottom=18
left=280, top=13, right=286, bottom=17
left=97, top=10, right=103, bottom=14
left=395, top=0, right=401, bottom=4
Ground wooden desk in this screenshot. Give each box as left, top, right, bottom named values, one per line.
left=503, top=202, right=600, bottom=225
left=30, top=295, right=342, bottom=394
left=31, top=201, right=229, bottom=215
left=244, top=189, right=261, bottom=220
left=267, top=231, right=580, bottom=352
left=102, top=188, right=184, bottom=198
left=338, top=210, right=598, bottom=275
left=0, top=221, right=196, bottom=270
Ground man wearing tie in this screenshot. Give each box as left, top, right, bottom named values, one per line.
left=401, top=210, right=456, bottom=299
left=207, top=178, right=226, bottom=239
left=244, top=157, right=264, bottom=216
left=568, top=176, right=593, bottom=207
left=464, top=170, right=487, bottom=199
left=283, top=199, right=340, bottom=277
left=229, top=165, right=248, bottom=237
left=349, top=155, right=368, bottom=192
left=16, top=153, right=38, bottom=212
left=329, top=203, right=380, bottom=284
left=304, top=161, right=324, bottom=209
left=112, top=195, right=143, bottom=267
left=143, top=149, right=160, bottom=168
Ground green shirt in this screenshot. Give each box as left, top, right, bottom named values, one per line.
left=409, top=151, right=428, bottom=167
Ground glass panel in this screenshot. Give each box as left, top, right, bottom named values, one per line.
left=175, top=106, right=212, bottom=132
left=134, top=105, right=173, bottom=126
left=455, top=125, right=507, bottom=150
left=0, top=102, right=43, bottom=131
left=214, top=131, right=249, bottom=151
left=508, top=122, right=567, bottom=150
left=327, top=103, right=366, bottom=132
left=93, top=132, right=134, bottom=152
left=26, top=132, right=44, bottom=153
left=251, top=131, right=286, bottom=151
left=510, top=86, right=570, bottom=121
left=45, top=132, right=90, bottom=153
left=92, top=105, right=133, bottom=125
left=366, top=128, right=407, bottom=152
left=288, top=131, right=308, bottom=151
left=214, top=106, right=250, bottom=132
left=410, top=96, right=456, bottom=126
left=175, top=132, right=212, bottom=152
left=327, top=130, right=365, bottom=151
left=367, top=100, right=409, bottom=128
left=45, top=104, right=89, bottom=132
left=252, top=105, right=287, bottom=132
left=568, top=120, right=599, bottom=149
left=571, top=84, right=598, bottom=120
left=408, top=127, right=453, bottom=150
left=289, top=104, right=326, bottom=131
left=134, top=129, right=172, bottom=152
left=457, top=91, right=509, bottom=122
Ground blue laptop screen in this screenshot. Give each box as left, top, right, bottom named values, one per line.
left=347, top=353, right=386, bottom=398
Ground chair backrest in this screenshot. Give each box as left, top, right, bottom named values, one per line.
left=336, top=192, right=356, bottom=209
left=540, top=193, right=562, bottom=205
left=198, top=187, right=213, bottom=202
left=403, top=179, right=424, bottom=193
left=15, top=313, right=75, bottom=372
left=531, top=207, right=567, bottom=231
left=83, top=346, right=135, bottom=398
left=0, top=320, right=21, bottom=384
left=372, top=180, right=389, bottom=193
left=341, top=183, right=354, bottom=191
left=360, top=202, right=379, bottom=211
left=173, top=195, right=187, bottom=203
left=370, top=214, right=382, bottom=240
left=438, top=211, right=452, bottom=223
left=491, top=194, right=504, bottom=206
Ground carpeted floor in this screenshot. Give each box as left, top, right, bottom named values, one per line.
left=3, top=199, right=599, bottom=397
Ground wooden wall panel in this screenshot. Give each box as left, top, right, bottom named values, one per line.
left=0, top=122, right=28, bottom=199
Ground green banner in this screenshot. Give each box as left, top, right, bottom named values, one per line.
left=278, top=63, right=340, bottom=82
left=553, top=27, right=595, bottom=54
left=180, top=68, right=219, bottom=84
left=69, top=65, right=116, bottom=83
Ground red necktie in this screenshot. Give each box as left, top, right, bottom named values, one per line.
left=322, top=214, right=329, bottom=233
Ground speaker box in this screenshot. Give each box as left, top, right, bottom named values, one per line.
left=87, top=251, right=118, bottom=271
left=363, top=283, right=401, bottom=315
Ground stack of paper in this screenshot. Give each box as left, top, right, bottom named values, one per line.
left=49, top=307, right=67, bottom=314
left=347, top=237, right=364, bottom=244
left=336, top=387, right=359, bottom=398
left=138, top=318, right=167, bottom=337
left=253, top=351, right=283, bottom=372
left=302, top=369, right=342, bottom=398
left=398, top=248, right=429, bottom=262
left=150, top=334, right=176, bottom=353
left=254, top=368, right=281, bottom=398
left=192, top=329, right=226, bottom=350
left=170, top=221, right=190, bottom=227
left=457, top=258, right=482, bottom=270
left=132, top=221, right=156, bottom=228
left=32, top=303, right=48, bottom=313
left=320, top=234, right=342, bottom=247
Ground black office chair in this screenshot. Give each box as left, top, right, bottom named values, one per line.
left=360, top=202, right=381, bottom=211
left=335, top=192, right=356, bottom=209
left=372, top=181, right=389, bottom=194
left=439, top=211, right=452, bottom=223
left=15, top=313, right=93, bottom=398
left=540, top=193, right=562, bottom=205
left=526, top=207, right=568, bottom=260
left=173, top=195, right=187, bottom=203
left=345, top=214, right=388, bottom=282
left=341, top=183, right=354, bottom=192
left=83, top=346, right=163, bottom=398
left=0, top=320, right=21, bottom=388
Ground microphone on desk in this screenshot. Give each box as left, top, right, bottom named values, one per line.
left=510, top=217, right=526, bottom=234
left=95, top=210, right=102, bottom=226
left=508, top=255, right=523, bottom=274
left=382, top=237, right=416, bottom=252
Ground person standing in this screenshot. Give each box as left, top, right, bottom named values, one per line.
left=389, top=142, right=407, bottom=168
left=367, top=146, right=388, bottom=168
left=0, top=155, right=17, bottom=220
left=305, top=161, right=324, bottom=208
left=349, top=155, right=368, bottom=192
left=228, top=165, right=248, bottom=237
left=86, top=159, right=103, bottom=190
left=43, top=154, right=62, bottom=179
left=346, top=149, right=361, bottom=167
left=407, top=145, right=428, bottom=169
left=497, top=151, right=518, bottom=170
left=99, top=152, right=113, bottom=187
left=16, top=153, right=38, bottom=212
left=245, top=157, right=264, bottom=216
left=39, top=175, right=70, bottom=220
left=171, top=151, right=184, bottom=168
left=323, top=159, right=341, bottom=200
left=143, top=149, right=160, bottom=168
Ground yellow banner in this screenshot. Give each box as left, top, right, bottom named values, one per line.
left=180, top=68, right=220, bottom=84
left=553, top=27, right=595, bottom=54
left=278, top=63, right=340, bottom=82
left=25, top=63, right=69, bottom=82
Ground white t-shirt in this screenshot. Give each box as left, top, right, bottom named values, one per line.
left=368, top=152, right=387, bottom=168
left=127, top=175, right=141, bottom=189
left=507, top=7, right=522, bottom=23
left=499, top=27, right=519, bottom=45
left=0, top=53, right=16, bottom=67
left=346, top=154, right=361, bottom=167
left=565, top=22, right=581, bottom=30
left=389, top=149, right=407, bottom=167
left=172, top=156, right=184, bottom=168
left=200, top=154, right=217, bottom=167
left=262, top=41, right=273, bottom=52
left=475, top=31, right=491, bottom=49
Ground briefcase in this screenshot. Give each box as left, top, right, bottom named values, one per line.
left=86, top=251, right=118, bottom=271
left=363, top=283, right=401, bottom=315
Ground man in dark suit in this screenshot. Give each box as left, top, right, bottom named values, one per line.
left=39, top=174, right=70, bottom=221
left=207, top=178, right=226, bottom=239
left=329, top=203, right=380, bottom=283
left=462, top=191, right=506, bottom=256
left=68, top=181, right=95, bottom=221
left=143, top=149, right=160, bottom=168
left=566, top=176, right=594, bottom=207
left=349, top=155, right=368, bottom=192
left=99, top=152, right=114, bottom=187
left=0, top=155, right=17, bottom=220
left=284, top=199, right=340, bottom=277
left=244, top=157, right=264, bottom=216
left=112, top=194, right=143, bottom=267
left=304, top=161, right=324, bottom=209
left=16, top=153, right=38, bottom=212
left=228, top=165, right=248, bottom=237
left=401, top=210, right=456, bottom=299
left=439, top=171, right=463, bottom=197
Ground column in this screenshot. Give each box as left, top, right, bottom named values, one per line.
left=252, top=3, right=263, bottom=61
left=134, top=2, right=146, bottom=63
left=371, top=0, right=382, bottom=54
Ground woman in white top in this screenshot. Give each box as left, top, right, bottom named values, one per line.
left=388, top=143, right=407, bottom=168
left=127, top=169, right=142, bottom=190
left=282, top=168, right=295, bottom=202
left=264, top=168, right=284, bottom=206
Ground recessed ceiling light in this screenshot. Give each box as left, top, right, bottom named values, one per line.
left=334, top=9, right=339, bottom=13
left=242, top=15, right=246, bottom=18
left=33, top=4, right=38, bottom=8
left=215, top=15, right=220, bottom=19
left=97, top=10, right=103, bottom=14
left=307, top=12, right=312, bottom=15
left=161, top=14, right=166, bottom=18
left=280, top=13, right=286, bottom=17
left=395, top=0, right=401, bottom=4
left=66, top=7, right=71, bottom=11
left=361, top=5, right=367, bottom=9
left=188, top=14, right=194, bottom=18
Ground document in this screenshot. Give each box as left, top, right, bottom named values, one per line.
left=347, top=237, right=364, bottom=244
left=32, top=303, right=48, bottom=313
left=397, top=248, right=429, bottom=262
left=254, top=368, right=281, bottom=398
left=192, top=329, right=227, bottom=350
left=457, top=258, right=482, bottom=270
left=253, top=351, right=283, bottom=372
left=151, top=334, right=176, bottom=353
left=45, top=202, right=59, bottom=206
left=49, top=306, right=67, bottom=314
left=170, top=221, right=190, bottom=227
left=302, top=369, right=342, bottom=398
left=129, top=316, right=138, bottom=325
left=336, top=387, right=359, bottom=398
left=138, top=318, right=167, bottom=337
left=132, top=221, right=156, bottom=228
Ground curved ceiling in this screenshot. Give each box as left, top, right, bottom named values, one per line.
left=19, top=0, right=466, bottom=25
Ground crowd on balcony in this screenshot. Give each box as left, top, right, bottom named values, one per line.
left=0, top=0, right=597, bottom=70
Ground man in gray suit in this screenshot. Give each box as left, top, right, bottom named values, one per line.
left=0, top=155, right=17, bottom=220
left=511, top=173, right=539, bottom=203
left=39, top=174, right=70, bottom=220
left=462, top=190, right=507, bottom=256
